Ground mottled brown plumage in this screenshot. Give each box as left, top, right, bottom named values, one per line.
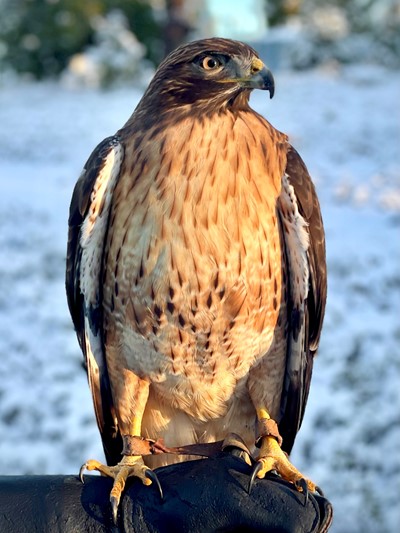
left=66, top=38, right=326, bottom=519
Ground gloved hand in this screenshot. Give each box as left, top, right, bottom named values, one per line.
left=0, top=452, right=333, bottom=532
left=117, top=453, right=333, bottom=533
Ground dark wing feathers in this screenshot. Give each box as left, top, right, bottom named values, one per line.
left=66, top=135, right=120, bottom=340
left=66, top=135, right=123, bottom=465
left=285, top=146, right=327, bottom=352
left=278, top=145, right=327, bottom=454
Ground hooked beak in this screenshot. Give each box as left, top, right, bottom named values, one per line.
left=242, top=58, right=275, bottom=99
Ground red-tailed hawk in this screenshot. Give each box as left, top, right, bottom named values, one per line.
left=66, top=38, right=326, bottom=521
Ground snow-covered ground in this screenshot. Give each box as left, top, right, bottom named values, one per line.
left=0, top=64, right=399, bottom=532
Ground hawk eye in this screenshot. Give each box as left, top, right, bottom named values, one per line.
left=200, top=56, right=221, bottom=70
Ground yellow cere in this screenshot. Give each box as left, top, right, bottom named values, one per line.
left=251, top=57, right=264, bottom=73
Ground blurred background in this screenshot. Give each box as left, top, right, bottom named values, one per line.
left=0, top=1, right=399, bottom=532
left=1, top=0, right=400, bottom=84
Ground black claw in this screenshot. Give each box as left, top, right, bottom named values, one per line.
left=79, top=464, right=86, bottom=484
left=145, top=470, right=164, bottom=500
left=295, top=478, right=309, bottom=506
left=110, top=495, right=119, bottom=524
left=315, top=485, right=324, bottom=497
left=248, top=461, right=263, bottom=494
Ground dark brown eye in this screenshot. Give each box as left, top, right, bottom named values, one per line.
left=201, top=56, right=221, bottom=70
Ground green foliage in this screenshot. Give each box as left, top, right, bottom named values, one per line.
left=0, top=0, right=162, bottom=79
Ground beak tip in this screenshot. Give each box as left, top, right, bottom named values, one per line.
left=265, top=70, right=275, bottom=99
left=259, top=66, right=275, bottom=99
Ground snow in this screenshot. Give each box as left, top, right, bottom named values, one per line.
left=0, top=65, right=399, bottom=532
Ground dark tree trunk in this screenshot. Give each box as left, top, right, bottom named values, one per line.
left=163, top=0, right=192, bottom=57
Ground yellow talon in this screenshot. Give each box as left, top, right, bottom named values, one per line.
left=79, top=454, right=162, bottom=523
left=250, top=407, right=317, bottom=494
left=253, top=435, right=316, bottom=493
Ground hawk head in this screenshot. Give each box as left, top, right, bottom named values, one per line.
left=138, top=38, right=274, bottom=119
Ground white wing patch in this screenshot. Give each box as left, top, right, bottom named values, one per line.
left=279, top=173, right=310, bottom=426
left=80, top=143, right=124, bottom=307
left=79, top=142, right=123, bottom=430
left=279, top=173, right=310, bottom=307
